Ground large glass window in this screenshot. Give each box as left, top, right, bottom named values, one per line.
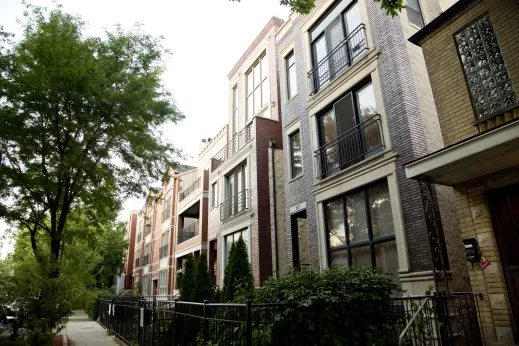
left=222, top=163, right=249, bottom=220
left=160, top=232, right=169, bottom=259
left=455, top=14, right=516, bottom=119
left=159, top=271, right=167, bottom=295
left=142, top=275, right=149, bottom=296
left=246, top=54, right=269, bottom=121
left=317, top=82, right=382, bottom=179
left=324, top=180, right=399, bottom=285
left=135, top=249, right=141, bottom=267
left=310, top=1, right=366, bottom=93
left=405, top=0, right=424, bottom=28
left=162, top=195, right=171, bottom=222
left=286, top=51, right=297, bottom=99
left=144, top=243, right=151, bottom=265
left=289, top=130, right=302, bottom=178
left=224, top=229, right=250, bottom=268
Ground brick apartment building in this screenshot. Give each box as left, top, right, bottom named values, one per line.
left=121, top=211, right=138, bottom=291
left=207, top=17, right=285, bottom=287
left=405, top=0, right=519, bottom=342
left=274, top=0, right=472, bottom=296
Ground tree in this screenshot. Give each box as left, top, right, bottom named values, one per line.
left=230, top=0, right=405, bottom=16
left=180, top=254, right=195, bottom=302
left=0, top=4, right=183, bottom=279
left=193, top=251, right=213, bottom=302
left=222, top=237, right=254, bottom=302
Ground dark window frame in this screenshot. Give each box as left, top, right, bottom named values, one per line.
left=289, top=129, right=303, bottom=179
left=323, top=180, right=396, bottom=268
left=285, top=51, right=297, bottom=100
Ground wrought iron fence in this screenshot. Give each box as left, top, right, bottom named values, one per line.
left=315, top=114, right=384, bottom=179
left=211, top=123, right=254, bottom=172
left=177, top=221, right=199, bottom=244
left=308, top=24, right=368, bottom=95
left=220, top=189, right=249, bottom=221
left=179, top=177, right=201, bottom=202
left=98, top=292, right=485, bottom=346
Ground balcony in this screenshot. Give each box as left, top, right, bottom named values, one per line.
left=315, top=114, right=384, bottom=180
left=211, top=123, right=254, bottom=172
left=178, top=220, right=199, bottom=244
left=220, top=189, right=249, bottom=221
left=179, top=177, right=201, bottom=202
left=308, top=24, right=367, bottom=95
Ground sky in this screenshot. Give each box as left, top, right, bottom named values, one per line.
left=0, top=0, right=291, bottom=259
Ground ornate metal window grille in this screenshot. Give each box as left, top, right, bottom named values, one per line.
left=455, top=13, right=515, bottom=119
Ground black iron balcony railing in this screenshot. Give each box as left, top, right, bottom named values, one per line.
left=220, top=189, right=249, bottom=221
left=135, top=257, right=140, bottom=267
left=211, top=123, right=254, bottom=172
left=143, top=254, right=150, bottom=266
left=178, top=220, right=199, bottom=244
left=159, top=245, right=168, bottom=258
left=179, top=177, right=201, bottom=202
left=308, top=24, right=367, bottom=95
left=315, top=114, right=384, bottom=180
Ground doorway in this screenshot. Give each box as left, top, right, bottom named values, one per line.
left=152, top=279, right=158, bottom=296
left=487, top=183, right=519, bottom=342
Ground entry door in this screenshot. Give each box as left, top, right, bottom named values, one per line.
left=487, top=183, right=519, bottom=343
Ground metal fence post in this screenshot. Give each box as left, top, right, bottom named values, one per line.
left=246, top=300, right=252, bottom=346
left=203, top=300, right=209, bottom=342
left=172, top=299, right=177, bottom=346
left=359, top=300, right=366, bottom=345
left=152, top=296, right=156, bottom=346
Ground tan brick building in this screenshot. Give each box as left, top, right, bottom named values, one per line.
left=406, top=0, right=519, bottom=343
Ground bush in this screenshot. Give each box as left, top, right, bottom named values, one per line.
left=222, top=237, right=253, bottom=302
left=193, top=251, right=214, bottom=302
left=180, top=254, right=195, bottom=302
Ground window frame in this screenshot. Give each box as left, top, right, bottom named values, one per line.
left=454, top=13, right=516, bottom=120
left=405, top=0, right=425, bottom=28
left=245, top=52, right=269, bottom=122
left=323, top=180, right=396, bottom=269
left=211, top=181, right=218, bottom=209
left=159, top=270, right=167, bottom=295
left=285, top=51, right=297, bottom=100
left=289, top=129, right=303, bottom=179
left=223, top=228, right=250, bottom=269
left=232, top=85, right=239, bottom=134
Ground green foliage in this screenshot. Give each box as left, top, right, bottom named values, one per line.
left=193, top=251, right=214, bottom=302
left=256, top=265, right=400, bottom=304
left=230, top=0, right=404, bottom=16
left=180, top=254, right=195, bottom=302
left=222, top=237, right=254, bottom=302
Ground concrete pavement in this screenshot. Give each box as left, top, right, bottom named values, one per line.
left=65, top=311, right=122, bottom=346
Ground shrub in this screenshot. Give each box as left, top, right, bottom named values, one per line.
left=180, top=254, right=195, bottom=302
left=193, top=251, right=213, bottom=302
left=222, top=237, right=253, bottom=302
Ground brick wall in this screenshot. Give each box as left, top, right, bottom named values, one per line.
left=419, top=0, right=519, bottom=147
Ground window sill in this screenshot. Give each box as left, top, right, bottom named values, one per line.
left=289, top=174, right=304, bottom=183
left=408, top=22, right=424, bottom=31
left=472, top=102, right=519, bottom=126
left=286, top=93, right=299, bottom=104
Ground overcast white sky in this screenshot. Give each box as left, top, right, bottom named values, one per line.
left=0, top=0, right=290, bottom=258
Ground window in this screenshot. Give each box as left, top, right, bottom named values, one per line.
left=137, top=221, right=143, bottom=242
left=309, top=1, right=366, bottom=93
left=324, top=180, right=399, bottom=284
left=316, top=82, right=383, bottom=179
left=159, top=232, right=169, bottom=259
left=159, top=271, right=167, bottom=295
left=211, top=182, right=218, bottom=208
left=135, top=249, right=141, bottom=267
left=221, top=163, right=249, bottom=220
left=145, top=215, right=152, bottom=236
left=232, top=86, right=239, bottom=134
left=289, top=130, right=302, bottom=178
left=142, top=275, right=149, bottom=296
left=246, top=54, right=269, bottom=121
left=144, top=243, right=151, bottom=265
left=162, top=196, right=171, bottom=222
left=405, top=0, right=424, bottom=28
left=455, top=14, right=516, bottom=119
left=286, top=52, right=297, bottom=99
left=224, top=229, right=250, bottom=268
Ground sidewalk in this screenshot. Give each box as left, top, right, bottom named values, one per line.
left=64, top=311, right=121, bottom=346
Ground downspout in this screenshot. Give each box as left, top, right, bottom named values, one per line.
left=269, top=139, right=279, bottom=278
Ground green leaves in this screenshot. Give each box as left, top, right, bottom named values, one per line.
left=193, top=251, right=214, bottom=302
left=222, top=236, right=254, bottom=303
left=180, top=253, right=195, bottom=301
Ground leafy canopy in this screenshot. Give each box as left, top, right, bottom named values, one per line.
left=231, top=0, right=405, bottom=16
left=0, top=5, right=183, bottom=274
